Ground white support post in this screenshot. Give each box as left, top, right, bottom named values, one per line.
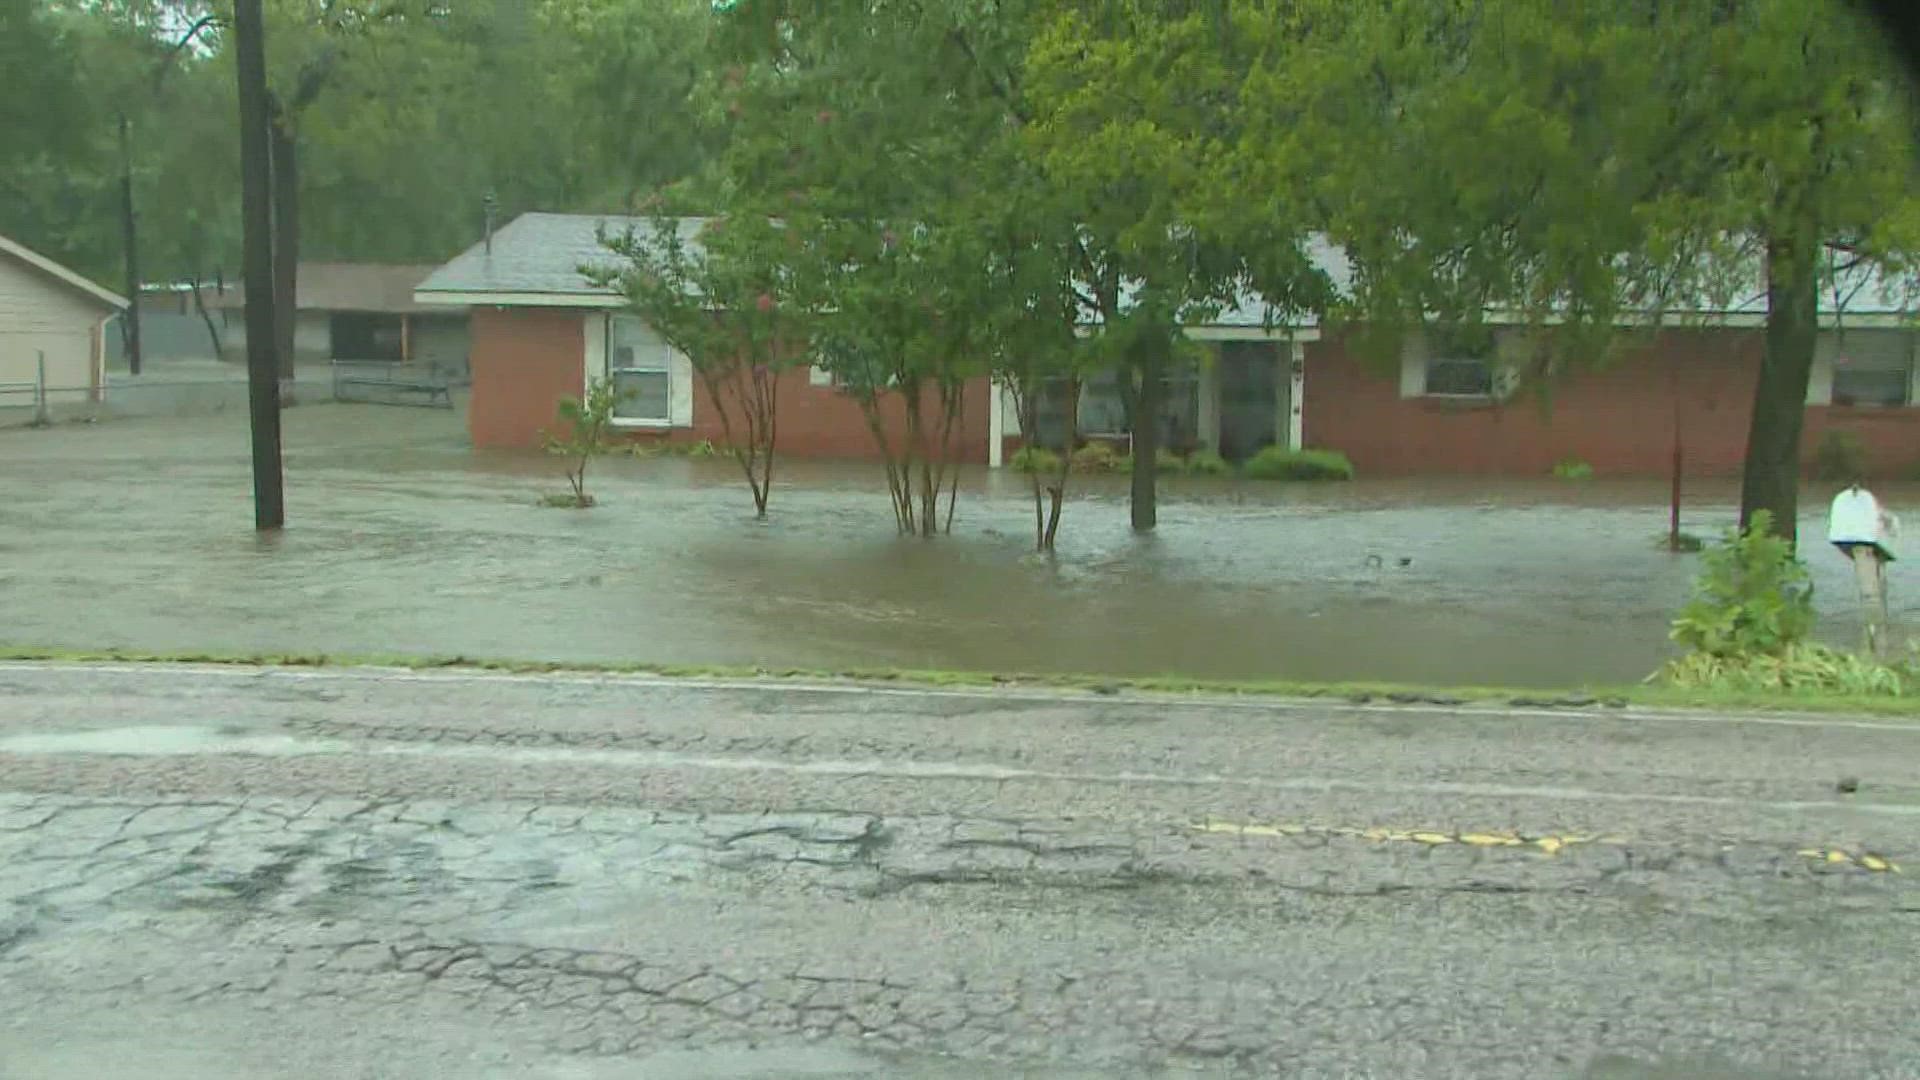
left=987, top=377, right=1005, bottom=468
left=34, top=351, right=49, bottom=426
left=1287, top=339, right=1306, bottom=451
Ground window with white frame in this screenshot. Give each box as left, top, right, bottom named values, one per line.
left=1419, top=326, right=1498, bottom=398
left=607, top=314, right=672, bottom=424
left=1036, top=367, right=1199, bottom=444
left=1828, top=330, right=1913, bottom=407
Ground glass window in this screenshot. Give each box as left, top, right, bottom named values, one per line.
left=1420, top=325, right=1499, bottom=398
left=1079, top=371, right=1130, bottom=436
left=608, top=315, right=672, bottom=423
left=611, top=369, right=671, bottom=422
left=1033, top=366, right=1199, bottom=443
left=1425, top=357, right=1494, bottom=397
left=1830, top=331, right=1912, bottom=407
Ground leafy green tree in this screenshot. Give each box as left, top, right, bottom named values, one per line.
left=0, top=0, right=106, bottom=273
left=593, top=213, right=801, bottom=517
left=543, top=0, right=721, bottom=210
left=1022, top=0, right=1337, bottom=532
left=1251, top=0, right=1920, bottom=542
left=708, top=0, right=1052, bottom=535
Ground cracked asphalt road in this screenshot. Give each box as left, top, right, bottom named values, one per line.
left=1, top=664, right=1917, bottom=1078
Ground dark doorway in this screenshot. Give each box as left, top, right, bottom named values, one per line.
left=330, top=312, right=405, bottom=361
left=1217, top=341, right=1282, bottom=462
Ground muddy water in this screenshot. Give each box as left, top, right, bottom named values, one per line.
left=2, top=403, right=1913, bottom=687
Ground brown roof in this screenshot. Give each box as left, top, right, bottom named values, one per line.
left=192, top=263, right=455, bottom=314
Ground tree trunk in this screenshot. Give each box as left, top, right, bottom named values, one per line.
left=189, top=275, right=224, bottom=359
left=269, top=115, right=299, bottom=394
left=119, top=115, right=143, bottom=377
left=1129, top=340, right=1165, bottom=533
left=1737, top=227, right=1820, bottom=544
left=1667, top=352, right=1683, bottom=551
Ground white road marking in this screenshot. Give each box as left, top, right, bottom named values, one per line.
left=3, top=720, right=1917, bottom=820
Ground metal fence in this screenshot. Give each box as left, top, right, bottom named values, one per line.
left=2, top=356, right=438, bottom=429
left=0, top=352, right=56, bottom=425
left=330, top=359, right=457, bottom=409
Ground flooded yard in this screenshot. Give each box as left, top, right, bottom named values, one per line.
left=2, top=403, right=1912, bottom=688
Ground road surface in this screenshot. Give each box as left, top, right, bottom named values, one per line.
left=0, top=662, right=1916, bottom=1078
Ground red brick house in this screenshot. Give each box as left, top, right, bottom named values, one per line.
left=418, top=212, right=1920, bottom=476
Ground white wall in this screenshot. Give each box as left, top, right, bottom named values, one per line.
left=0, top=255, right=105, bottom=403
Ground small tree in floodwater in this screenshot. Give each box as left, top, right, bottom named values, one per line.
left=592, top=213, right=800, bottom=518
left=1002, top=365, right=1078, bottom=551
left=799, top=219, right=981, bottom=537
left=543, top=377, right=621, bottom=508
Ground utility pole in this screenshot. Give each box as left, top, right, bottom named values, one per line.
left=119, top=114, right=142, bottom=376
left=234, top=0, right=284, bottom=530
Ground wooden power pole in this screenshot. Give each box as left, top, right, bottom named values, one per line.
left=234, top=0, right=284, bottom=530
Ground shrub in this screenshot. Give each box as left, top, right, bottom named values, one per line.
left=1243, top=446, right=1355, bottom=481
left=540, top=377, right=621, bottom=508
left=684, top=438, right=719, bottom=459
left=1654, top=530, right=1706, bottom=553
left=1155, top=449, right=1186, bottom=473
left=1552, top=457, right=1594, bottom=481
left=1010, top=446, right=1061, bottom=474
left=1812, top=430, right=1868, bottom=481
left=1661, top=643, right=1913, bottom=696
left=1669, top=510, right=1814, bottom=659
left=1185, top=450, right=1231, bottom=476
left=1070, top=442, right=1127, bottom=473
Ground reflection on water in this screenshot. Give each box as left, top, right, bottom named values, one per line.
left=2, top=404, right=1913, bottom=688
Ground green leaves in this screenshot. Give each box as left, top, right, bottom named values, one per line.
left=543, top=376, right=625, bottom=506
left=1671, top=511, right=1816, bottom=659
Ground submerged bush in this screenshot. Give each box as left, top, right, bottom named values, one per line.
left=1185, top=450, right=1231, bottom=476
left=1669, top=510, right=1813, bottom=658
left=1070, top=442, right=1128, bottom=473
left=1812, top=430, right=1868, bottom=481
left=1243, top=446, right=1354, bottom=481
left=1011, top=446, right=1062, bottom=474
left=1552, top=457, right=1594, bottom=481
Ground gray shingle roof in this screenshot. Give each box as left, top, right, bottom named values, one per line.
left=415, top=213, right=708, bottom=301
left=416, top=212, right=1916, bottom=325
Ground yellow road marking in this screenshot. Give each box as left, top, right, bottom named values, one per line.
left=1798, top=848, right=1901, bottom=873
left=1460, top=833, right=1524, bottom=847
left=1194, top=820, right=1612, bottom=856
left=1200, top=821, right=1900, bottom=872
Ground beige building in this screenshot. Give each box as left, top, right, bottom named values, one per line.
left=0, top=235, right=126, bottom=407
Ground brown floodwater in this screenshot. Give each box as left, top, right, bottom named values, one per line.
left=2, top=403, right=1913, bottom=688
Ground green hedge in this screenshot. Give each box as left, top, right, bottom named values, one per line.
left=1010, top=446, right=1061, bottom=474
left=1184, top=450, right=1231, bottom=476
left=1242, top=446, right=1355, bottom=481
